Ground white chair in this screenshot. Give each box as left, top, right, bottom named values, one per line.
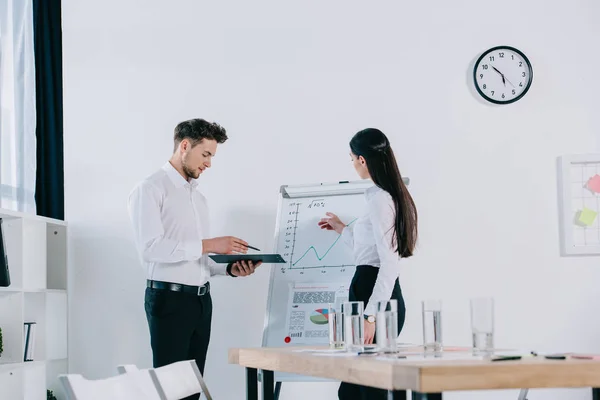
left=59, top=369, right=162, bottom=400
left=116, top=360, right=213, bottom=400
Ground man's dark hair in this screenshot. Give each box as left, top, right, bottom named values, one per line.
left=173, top=118, right=228, bottom=151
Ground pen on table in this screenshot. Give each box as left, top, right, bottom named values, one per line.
left=491, top=355, right=522, bottom=362
left=531, top=351, right=567, bottom=360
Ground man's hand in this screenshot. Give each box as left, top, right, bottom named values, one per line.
left=230, top=260, right=262, bottom=277
left=317, top=212, right=346, bottom=234
left=364, top=320, right=375, bottom=345
left=203, top=236, right=248, bottom=254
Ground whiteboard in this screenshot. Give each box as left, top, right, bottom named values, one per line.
left=261, top=179, right=408, bottom=382
left=558, top=154, right=600, bottom=255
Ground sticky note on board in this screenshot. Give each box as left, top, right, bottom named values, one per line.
left=587, top=175, right=600, bottom=194
left=578, top=208, right=598, bottom=227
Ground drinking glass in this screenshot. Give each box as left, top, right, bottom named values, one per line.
left=342, top=301, right=364, bottom=352
left=328, top=303, right=344, bottom=349
left=375, top=299, right=398, bottom=353
left=470, top=297, right=494, bottom=355
left=422, top=299, right=442, bottom=353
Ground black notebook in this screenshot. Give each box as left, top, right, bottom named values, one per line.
left=0, top=218, right=11, bottom=287
left=208, top=254, right=287, bottom=264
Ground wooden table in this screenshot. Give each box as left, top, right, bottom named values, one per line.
left=229, top=346, right=600, bottom=400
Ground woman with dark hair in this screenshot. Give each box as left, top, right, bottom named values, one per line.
left=318, top=128, right=418, bottom=400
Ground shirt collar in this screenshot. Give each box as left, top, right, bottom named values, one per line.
left=162, top=162, right=198, bottom=188
left=365, top=182, right=382, bottom=199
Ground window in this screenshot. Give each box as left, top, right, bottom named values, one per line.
left=0, top=0, right=37, bottom=214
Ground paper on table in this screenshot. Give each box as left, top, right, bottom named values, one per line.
left=291, top=348, right=361, bottom=357
left=377, top=353, right=486, bottom=362
left=566, top=353, right=600, bottom=360
left=292, top=348, right=346, bottom=353
left=315, top=352, right=359, bottom=357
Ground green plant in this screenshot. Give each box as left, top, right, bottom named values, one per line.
left=0, top=326, right=3, bottom=357
left=47, top=390, right=57, bottom=400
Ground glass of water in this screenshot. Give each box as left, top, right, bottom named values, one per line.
left=342, top=301, right=364, bottom=352
left=470, top=297, right=494, bottom=355
left=376, top=299, right=398, bottom=353
left=421, top=299, right=442, bottom=354
left=328, top=303, right=344, bottom=349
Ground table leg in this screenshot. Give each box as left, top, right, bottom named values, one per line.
left=262, top=370, right=275, bottom=400
left=412, top=392, right=442, bottom=400
left=246, top=368, right=258, bottom=400
left=593, top=388, right=600, bottom=400
left=274, top=382, right=282, bottom=400
left=387, top=390, right=408, bottom=399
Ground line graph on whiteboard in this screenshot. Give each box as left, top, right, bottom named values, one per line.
left=276, top=196, right=363, bottom=277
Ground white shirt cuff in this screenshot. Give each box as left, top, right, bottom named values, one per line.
left=364, top=303, right=376, bottom=317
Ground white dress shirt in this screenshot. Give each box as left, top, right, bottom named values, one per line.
left=341, top=185, right=401, bottom=316
left=127, top=162, right=227, bottom=286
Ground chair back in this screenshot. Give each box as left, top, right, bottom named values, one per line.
left=116, top=360, right=212, bottom=400
left=149, top=360, right=212, bottom=400
left=60, top=370, right=161, bottom=400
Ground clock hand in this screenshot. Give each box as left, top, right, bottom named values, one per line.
left=504, top=75, right=516, bottom=88
left=491, top=65, right=506, bottom=86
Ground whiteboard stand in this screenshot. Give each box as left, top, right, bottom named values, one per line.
left=260, top=179, right=409, bottom=398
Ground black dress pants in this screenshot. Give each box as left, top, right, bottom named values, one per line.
left=338, top=265, right=406, bottom=400
left=144, top=285, right=212, bottom=400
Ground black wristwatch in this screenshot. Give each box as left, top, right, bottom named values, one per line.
left=226, top=263, right=237, bottom=277
left=364, top=314, right=375, bottom=323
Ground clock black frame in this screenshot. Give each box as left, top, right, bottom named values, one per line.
left=473, top=45, right=533, bottom=105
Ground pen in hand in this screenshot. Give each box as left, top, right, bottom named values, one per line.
left=245, top=244, right=260, bottom=252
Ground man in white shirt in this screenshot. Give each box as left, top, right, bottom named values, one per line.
left=128, top=118, right=260, bottom=399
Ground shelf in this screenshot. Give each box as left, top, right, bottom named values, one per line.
left=1, top=217, right=67, bottom=291
left=0, top=292, right=24, bottom=365
left=45, top=289, right=67, bottom=294
left=22, top=220, right=47, bottom=290
left=0, top=208, right=68, bottom=400
left=0, top=360, right=45, bottom=371
left=0, top=208, right=66, bottom=227
left=0, top=293, right=67, bottom=364
left=46, top=292, right=67, bottom=361
left=0, top=359, right=66, bottom=371
left=24, top=292, right=46, bottom=362
left=0, top=360, right=47, bottom=399
left=24, top=362, right=46, bottom=399
left=0, top=288, right=66, bottom=294
left=3, top=219, right=24, bottom=288
left=46, top=224, right=67, bottom=291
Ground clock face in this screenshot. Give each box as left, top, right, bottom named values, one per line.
left=473, top=46, right=533, bottom=104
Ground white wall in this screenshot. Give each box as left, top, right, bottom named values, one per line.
left=62, top=1, right=600, bottom=398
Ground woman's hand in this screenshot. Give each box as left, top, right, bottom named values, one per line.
left=317, top=212, right=346, bottom=234
left=364, top=320, right=375, bottom=345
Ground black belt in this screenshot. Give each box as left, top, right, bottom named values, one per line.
left=146, top=280, right=210, bottom=296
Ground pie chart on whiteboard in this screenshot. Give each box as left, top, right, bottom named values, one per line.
left=310, top=309, right=329, bottom=325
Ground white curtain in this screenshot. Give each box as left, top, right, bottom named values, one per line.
left=0, top=0, right=37, bottom=214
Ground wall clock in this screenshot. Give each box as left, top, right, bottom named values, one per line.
left=473, top=46, right=533, bottom=104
